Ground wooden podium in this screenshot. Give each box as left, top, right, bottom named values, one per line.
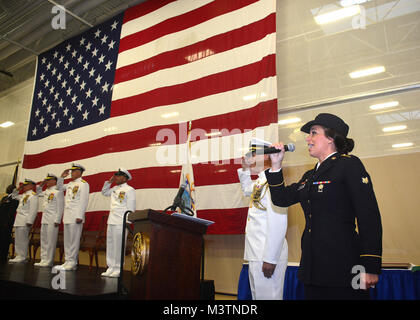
left=127, top=209, right=209, bottom=300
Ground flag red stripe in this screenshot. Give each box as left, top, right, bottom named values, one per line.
left=32, top=211, right=110, bottom=231
left=119, top=0, right=259, bottom=53
left=36, top=161, right=256, bottom=192
left=122, top=0, right=177, bottom=25
left=37, top=208, right=249, bottom=233
left=23, top=99, right=276, bottom=169
left=42, top=207, right=249, bottom=234
left=115, top=13, right=275, bottom=84
left=198, top=207, right=248, bottom=234
left=111, top=54, right=276, bottom=117
left=83, top=211, right=110, bottom=231
left=85, top=208, right=249, bottom=234
left=22, top=122, right=183, bottom=169
left=193, top=161, right=259, bottom=186
left=35, top=162, right=255, bottom=192
left=47, top=166, right=181, bottom=195
left=86, top=166, right=182, bottom=192
left=191, top=99, right=277, bottom=138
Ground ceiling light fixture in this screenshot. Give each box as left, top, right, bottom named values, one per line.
left=0, top=121, right=15, bottom=128
left=340, top=0, right=370, bottom=7
left=349, top=66, right=385, bottom=79
left=392, top=142, right=413, bottom=148
left=314, top=5, right=361, bottom=25
left=369, top=101, right=399, bottom=110
left=382, top=125, right=407, bottom=132
left=278, top=117, right=301, bottom=125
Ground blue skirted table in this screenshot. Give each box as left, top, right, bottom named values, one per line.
left=237, top=264, right=420, bottom=300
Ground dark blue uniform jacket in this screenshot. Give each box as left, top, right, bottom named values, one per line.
left=265, top=153, right=382, bottom=287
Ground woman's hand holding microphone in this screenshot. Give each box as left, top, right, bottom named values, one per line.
left=268, top=142, right=286, bottom=171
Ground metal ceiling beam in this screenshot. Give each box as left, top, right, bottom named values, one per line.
left=0, top=0, right=104, bottom=62
left=0, top=35, right=39, bottom=55
left=0, top=70, right=13, bottom=77
left=46, top=0, right=93, bottom=27
left=278, top=82, right=420, bottom=115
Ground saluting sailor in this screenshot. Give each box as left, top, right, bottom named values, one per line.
left=9, top=179, right=39, bottom=263
left=238, top=138, right=288, bottom=300
left=34, top=174, right=64, bottom=267
left=55, top=163, right=89, bottom=271
left=265, top=113, right=383, bottom=300
left=100, top=168, right=136, bottom=278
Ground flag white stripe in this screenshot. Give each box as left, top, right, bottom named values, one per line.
left=24, top=77, right=277, bottom=155
left=87, top=188, right=178, bottom=212
left=195, top=183, right=249, bottom=210
left=21, top=124, right=276, bottom=182
left=117, top=0, right=274, bottom=69
left=32, top=185, right=248, bottom=213
left=120, top=0, right=214, bottom=40
left=113, top=33, right=275, bottom=101
left=85, top=182, right=248, bottom=212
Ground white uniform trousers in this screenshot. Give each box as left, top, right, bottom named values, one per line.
left=63, top=223, right=83, bottom=265
left=106, top=224, right=127, bottom=272
left=40, top=224, right=59, bottom=265
left=248, top=241, right=288, bottom=300
left=14, top=226, right=30, bottom=260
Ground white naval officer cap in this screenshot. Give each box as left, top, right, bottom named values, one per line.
left=115, top=168, right=132, bottom=180
left=23, top=178, right=36, bottom=185
left=245, top=137, right=272, bottom=157
left=69, top=163, right=85, bottom=172
left=44, top=173, right=58, bottom=180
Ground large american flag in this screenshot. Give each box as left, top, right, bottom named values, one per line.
left=21, top=0, right=278, bottom=234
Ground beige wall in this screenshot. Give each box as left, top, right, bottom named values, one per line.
left=364, top=153, right=420, bottom=265
left=0, top=79, right=33, bottom=192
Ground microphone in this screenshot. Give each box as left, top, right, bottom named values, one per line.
left=263, top=143, right=295, bottom=154
left=164, top=182, right=195, bottom=216
left=172, top=182, right=186, bottom=208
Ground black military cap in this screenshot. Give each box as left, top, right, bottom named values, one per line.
left=300, top=113, right=349, bottom=137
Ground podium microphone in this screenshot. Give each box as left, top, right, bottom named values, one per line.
left=164, top=182, right=195, bottom=216
left=263, top=143, right=296, bottom=154
left=172, top=182, right=186, bottom=208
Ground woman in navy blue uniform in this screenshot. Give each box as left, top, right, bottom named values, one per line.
left=265, top=113, right=382, bottom=300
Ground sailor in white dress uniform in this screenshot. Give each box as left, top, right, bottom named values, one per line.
left=55, top=163, right=89, bottom=271
left=35, top=174, right=64, bottom=267
left=101, top=168, right=136, bottom=278
left=238, top=138, right=288, bottom=300
left=9, top=179, right=39, bottom=263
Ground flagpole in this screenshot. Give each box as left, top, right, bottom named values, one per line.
left=201, top=238, right=205, bottom=282
left=186, top=120, right=205, bottom=283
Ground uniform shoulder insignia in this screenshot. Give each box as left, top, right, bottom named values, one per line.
left=32, top=192, right=36, bottom=195
left=341, top=154, right=351, bottom=158
left=81, top=179, right=87, bottom=183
